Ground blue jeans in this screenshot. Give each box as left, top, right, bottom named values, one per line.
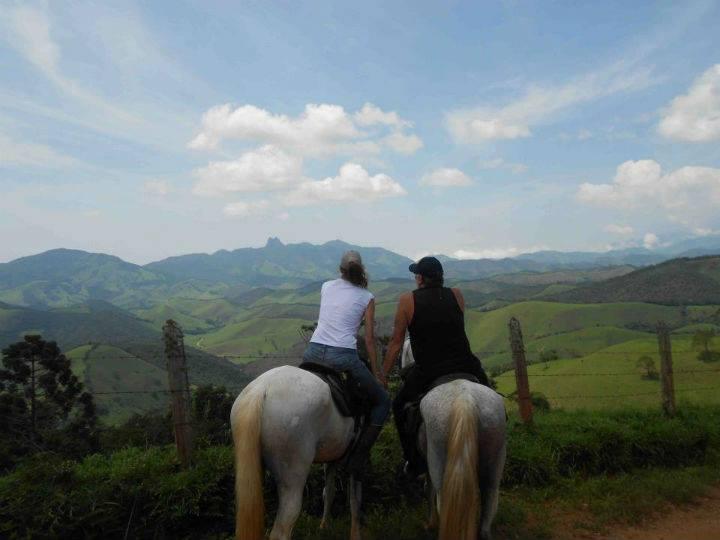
left=303, top=342, right=391, bottom=426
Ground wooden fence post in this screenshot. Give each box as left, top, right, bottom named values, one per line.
left=509, top=317, right=533, bottom=424
left=656, top=321, right=676, bottom=417
left=163, top=319, right=194, bottom=467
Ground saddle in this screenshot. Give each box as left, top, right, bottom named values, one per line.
left=298, top=362, right=368, bottom=420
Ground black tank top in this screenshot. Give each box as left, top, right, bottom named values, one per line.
left=408, top=287, right=476, bottom=379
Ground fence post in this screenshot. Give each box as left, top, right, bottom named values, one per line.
left=656, top=321, right=676, bottom=417
left=163, top=319, right=194, bottom=467
left=508, top=317, right=533, bottom=424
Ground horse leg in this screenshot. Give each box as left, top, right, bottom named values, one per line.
left=479, top=441, right=506, bottom=540
left=320, top=463, right=337, bottom=529
left=268, top=454, right=313, bottom=540
left=425, top=480, right=438, bottom=530
left=348, top=475, right=363, bottom=540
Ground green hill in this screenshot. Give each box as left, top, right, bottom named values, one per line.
left=461, top=301, right=717, bottom=371
left=547, top=256, right=720, bottom=305
left=0, top=300, right=158, bottom=351
left=66, top=344, right=169, bottom=424
left=495, top=336, right=720, bottom=410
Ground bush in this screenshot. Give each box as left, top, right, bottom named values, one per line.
left=698, top=350, right=720, bottom=363
left=1, top=407, right=719, bottom=538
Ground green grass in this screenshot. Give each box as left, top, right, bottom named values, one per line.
left=2, top=407, right=719, bottom=539
left=66, top=344, right=169, bottom=423
left=467, top=301, right=687, bottom=356
left=496, top=335, right=720, bottom=410
left=194, top=317, right=312, bottom=359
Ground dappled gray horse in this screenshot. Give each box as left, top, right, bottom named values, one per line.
left=402, top=340, right=507, bottom=540
left=231, top=365, right=362, bottom=540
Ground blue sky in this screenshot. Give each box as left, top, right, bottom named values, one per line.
left=1, top=0, right=719, bottom=264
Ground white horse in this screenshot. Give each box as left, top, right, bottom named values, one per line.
left=231, top=365, right=362, bottom=540
left=401, top=339, right=507, bottom=540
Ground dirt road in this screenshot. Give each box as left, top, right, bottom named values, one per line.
left=591, top=487, right=720, bottom=540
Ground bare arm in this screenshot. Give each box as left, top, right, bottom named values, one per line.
left=451, top=287, right=465, bottom=312
left=363, top=299, right=379, bottom=378
left=381, top=293, right=412, bottom=385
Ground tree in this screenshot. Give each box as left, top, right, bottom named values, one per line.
left=636, top=355, right=659, bottom=380
left=192, top=384, right=234, bottom=445
left=692, top=329, right=720, bottom=362
left=0, top=335, right=97, bottom=463
left=538, top=348, right=559, bottom=363
left=692, top=329, right=715, bottom=354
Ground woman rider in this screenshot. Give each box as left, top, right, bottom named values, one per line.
left=303, top=250, right=391, bottom=475
left=379, top=256, right=489, bottom=476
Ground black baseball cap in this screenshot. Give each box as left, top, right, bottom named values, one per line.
left=409, top=256, right=443, bottom=277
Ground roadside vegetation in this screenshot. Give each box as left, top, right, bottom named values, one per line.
left=1, top=405, right=719, bottom=539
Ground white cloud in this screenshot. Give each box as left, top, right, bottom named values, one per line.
left=192, top=145, right=303, bottom=197
left=658, top=64, right=720, bottom=142
left=354, top=103, right=410, bottom=128
left=577, top=160, right=720, bottom=225
left=604, top=224, right=634, bottom=235
left=222, top=200, right=271, bottom=218
left=0, top=134, right=79, bottom=168
left=452, top=245, right=547, bottom=260
left=420, top=168, right=473, bottom=187
left=283, top=163, right=406, bottom=206
left=577, top=129, right=593, bottom=140
left=83, top=209, right=102, bottom=218
left=142, top=179, right=173, bottom=196
left=382, top=131, right=423, bottom=154
left=478, top=158, right=528, bottom=174
left=5, top=6, right=139, bottom=125
left=643, top=232, right=659, bottom=249
left=693, top=227, right=720, bottom=237
left=188, top=102, right=422, bottom=157
left=446, top=61, right=654, bottom=143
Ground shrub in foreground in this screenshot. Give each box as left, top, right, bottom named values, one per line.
left=1, top=406, right=719, bottom=539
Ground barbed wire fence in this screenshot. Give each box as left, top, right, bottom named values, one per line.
left=65, top=315, right=720, bottom=458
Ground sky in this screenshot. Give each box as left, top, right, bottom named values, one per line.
left=1, top=0, right=719, bottom=264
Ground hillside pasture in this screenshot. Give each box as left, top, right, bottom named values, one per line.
left=194, top=317, right=312, bottom=359
left=66, top=344, right=168, bottom=423
left=496, top=335, right=720, bottom=410
left=466, top=301, right=689, bottom=369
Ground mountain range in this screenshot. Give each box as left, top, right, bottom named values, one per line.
left=3, top=235, right=720, bottom=309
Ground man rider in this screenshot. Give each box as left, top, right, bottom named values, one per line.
left=379, top=256, right=489, bottom=476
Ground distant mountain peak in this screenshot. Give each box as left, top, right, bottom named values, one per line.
left=265, top=237, right=284, bottom=248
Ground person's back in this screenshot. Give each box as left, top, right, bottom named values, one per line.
left=312, top=278, right=374, bottom=349
left=408, top=286, right=474, bottom=380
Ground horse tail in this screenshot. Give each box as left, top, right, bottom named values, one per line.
left=232, top=385, right=265, bottom=540
left=439, top=393, right=479, bottom=540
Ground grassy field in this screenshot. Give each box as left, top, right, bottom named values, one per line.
left=496, top=335, right=720, bottom=410
left=194, top=316, right=312, bottom=359
left=66, top=344, right=169, bottom=423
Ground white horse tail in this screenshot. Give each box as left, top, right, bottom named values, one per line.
left=439, top=393, right=479, bottom=540
left=232, top=385, right=265, bottom=540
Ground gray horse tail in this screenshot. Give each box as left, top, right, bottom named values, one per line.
left=439, top=393, right=479, bottom=540
left=231, top=385, right=266, bottom=540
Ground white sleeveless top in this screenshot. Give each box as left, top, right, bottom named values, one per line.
left=310, top=278, right=374, bottom=349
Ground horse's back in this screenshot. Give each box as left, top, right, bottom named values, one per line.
left=232, top=365, right=353, bottom=466
left=420, top=380, right=506, bottom=470
left=420, top=380, right=505, bottom=434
